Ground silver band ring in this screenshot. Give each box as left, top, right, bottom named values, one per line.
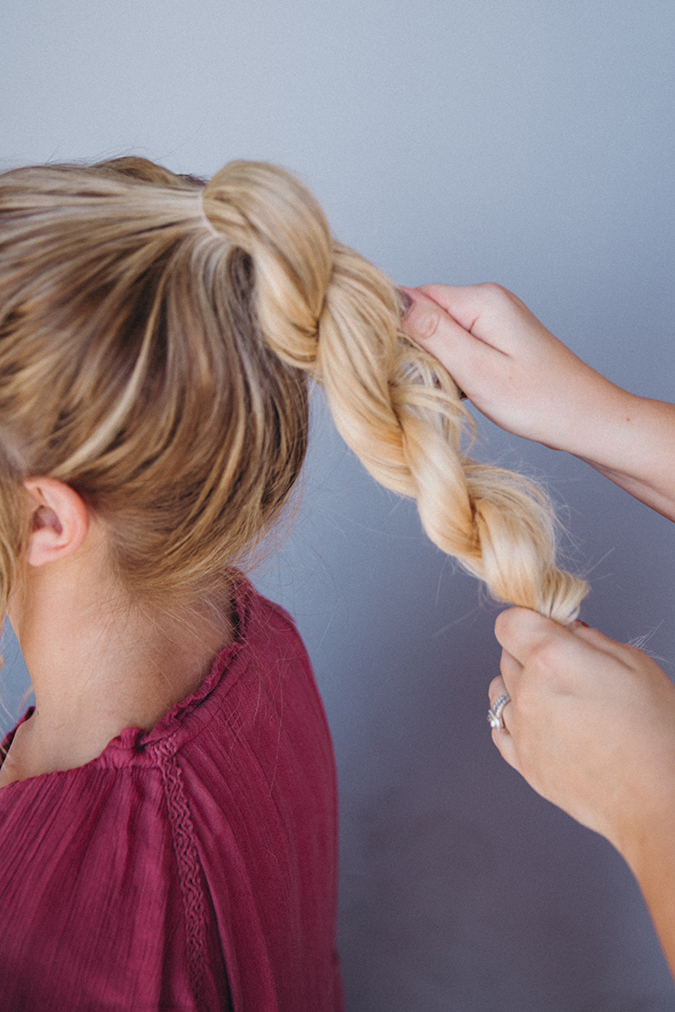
left=487, top=692, right=511, bottom=731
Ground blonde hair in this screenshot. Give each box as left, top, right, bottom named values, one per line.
left=0, top=156, right=587, bottom=626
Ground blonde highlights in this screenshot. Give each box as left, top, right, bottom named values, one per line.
left=0, top=156, right=587, bottom=627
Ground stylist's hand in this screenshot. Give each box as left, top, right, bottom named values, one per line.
left=400, top=284, right=620, bottom=456
left=490, top=607, right=675, bottom=863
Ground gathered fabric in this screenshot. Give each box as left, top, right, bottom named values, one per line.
left=0, top=577, right=343, bottom=1012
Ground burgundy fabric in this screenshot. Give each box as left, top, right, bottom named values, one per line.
left=0, top=578, right=343, bottom=1012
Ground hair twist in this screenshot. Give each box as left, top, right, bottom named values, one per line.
left=202, top=162, right=588, bottom=623
left=202, top=162, right=331, bottom=370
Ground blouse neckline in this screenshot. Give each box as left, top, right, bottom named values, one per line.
left=0, top=572, right=253, bottom=787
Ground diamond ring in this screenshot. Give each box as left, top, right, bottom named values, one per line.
left=487, top=693, right=511, bottom=731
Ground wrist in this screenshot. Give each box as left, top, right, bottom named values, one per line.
left=533, top=366, right=628, bottom=458
left=611, top=767, right=675, bottom=881
left=552, top=378, right=639, bottom=465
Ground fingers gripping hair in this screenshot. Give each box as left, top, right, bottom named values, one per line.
left=203, top=163, right=588, bottom=624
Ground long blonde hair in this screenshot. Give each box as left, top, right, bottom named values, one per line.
left=0, top=156, right=587, bottom=625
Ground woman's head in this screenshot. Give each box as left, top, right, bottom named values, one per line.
left=0, top=157, right=318, bottom=616
left=0, top=155, right=587, bottom=626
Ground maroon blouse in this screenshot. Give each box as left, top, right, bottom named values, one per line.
left=0, top=577, right=343, bottom=1011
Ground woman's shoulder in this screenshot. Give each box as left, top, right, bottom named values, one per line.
left=0, top=577, right=339, bottom=1012
left=0, top=575, right=329, bottom=829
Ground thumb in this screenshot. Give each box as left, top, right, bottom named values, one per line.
left=399, top=287, right=495, bottom=393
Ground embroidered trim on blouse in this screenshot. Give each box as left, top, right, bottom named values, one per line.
left=154, top=736, right=206, bottom=1001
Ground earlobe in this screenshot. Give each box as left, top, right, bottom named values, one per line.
left=23, top=478, right=89, bottom=567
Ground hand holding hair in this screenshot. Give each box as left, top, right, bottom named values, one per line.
left=400, top=283, right=608, bottom=450
left=401, top=283, right=675, bottom=522
left=490, top=606, right=675, bottom=978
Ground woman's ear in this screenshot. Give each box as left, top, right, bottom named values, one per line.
left=23, top=478, right=89, bottom=567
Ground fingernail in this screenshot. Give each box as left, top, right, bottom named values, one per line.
left=577, top=620, right=590, bottom=628
left=396, top=287, right=414, bottom=318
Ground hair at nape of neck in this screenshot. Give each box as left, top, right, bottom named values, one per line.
left=0, top=155, right=588, bottom=633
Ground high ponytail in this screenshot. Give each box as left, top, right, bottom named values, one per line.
left=0, top=155, right=587, bottom=628
left=202, top=162, right=588, bottom=623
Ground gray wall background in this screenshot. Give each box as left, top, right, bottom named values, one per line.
left=2, top=1, right=675, bottom=1008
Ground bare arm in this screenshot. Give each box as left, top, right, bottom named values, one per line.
left=573, top=395, right=675, bottom=522
left=400, top=283, right=675, bottom=521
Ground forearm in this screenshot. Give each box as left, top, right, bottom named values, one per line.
left=563, top=388, right=675, bottom=522
left=621, top=816, right=675, bottom=981
left=583, top=458, right=675, bottom=523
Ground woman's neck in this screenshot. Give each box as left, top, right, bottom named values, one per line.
left=1, top=521, right=233, bottom=787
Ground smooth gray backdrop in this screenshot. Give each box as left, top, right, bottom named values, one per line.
left=2, top=1, right=674, bottom=1009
